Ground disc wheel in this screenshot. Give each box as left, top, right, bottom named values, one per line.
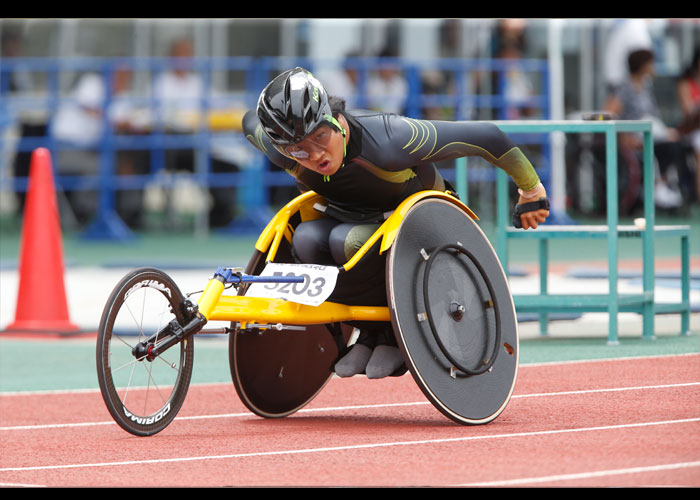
left=96, top=268, right=194, bottom=436
left=387, top=198, right=518, bottom=425
left=229, top=239, right=353, bottom=419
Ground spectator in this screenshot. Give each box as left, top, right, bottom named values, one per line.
left=367, top=48, right=408, bottom=115
left=420, top=69, right=454, bottom=120
left=151, top=37, right=238, bottom=227
left=51, top=71, right=108, bottom=225
left=603, top=19, right=653, bottom=96
left=152, top=38, right=204, bottom=135
left=605, top=48, right=690, bottom=210
left=486, top=19, right=537, bottom=120
left=51, top=67, right=148, bottom=226
left=495, top=33, right=535, bottom=119
left=677, top=47, right=700, bottom=204
left=320, top=51, right=362, bottom=110
left=110, top=66, right=152, bottom=228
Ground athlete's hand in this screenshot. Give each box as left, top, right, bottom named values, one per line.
left=514, top=183, right=550, bottom=230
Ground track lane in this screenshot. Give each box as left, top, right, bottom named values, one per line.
left=1, top=354, right=698, bottom=487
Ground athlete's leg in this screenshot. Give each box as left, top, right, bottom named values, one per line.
left=292, top=218, right=340, bottom=265
left=328, top=222, right=404, bottom=378
left=328, top=222, right=381, bottom=265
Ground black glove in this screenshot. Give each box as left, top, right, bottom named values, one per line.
left=512, top=197, right=550, bottom=228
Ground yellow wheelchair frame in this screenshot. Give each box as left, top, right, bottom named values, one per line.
left=196, top=190, right=476, bottom=328
left=96, top=188, right=517, bottom=438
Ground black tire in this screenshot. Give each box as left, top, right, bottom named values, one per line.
left=96, top=268, right=194, bottom=436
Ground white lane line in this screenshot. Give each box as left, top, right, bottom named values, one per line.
left=514, top=381, right=700, bottom=398
left=517, top=352, right=699, bottom=368
left=0, top=402, right=427, bottom=431
left=1, top=418, right=698, bottom=473
left=1, top=382, right=699, bottom=432
left=0, top=481, right=46, bottom=488
left=459, top=460, right=700, bottom=487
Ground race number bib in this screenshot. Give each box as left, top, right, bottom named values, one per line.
left=245, top=263, right=338, bottom=307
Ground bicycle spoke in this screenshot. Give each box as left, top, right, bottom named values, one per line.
left=110, top=356, right=141, bottom=375
left=122, top=354, right=138, bottom=407
left=140, top=286, right=147, bottom=341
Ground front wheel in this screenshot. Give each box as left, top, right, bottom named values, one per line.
left=96, top=268, right=194, bottom=436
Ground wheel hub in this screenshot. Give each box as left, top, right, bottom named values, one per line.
left=450, top=301, right=465, bottom=321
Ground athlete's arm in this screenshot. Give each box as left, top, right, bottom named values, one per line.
left=375, top=114, right=540, bottom=191
left=374, top=114, right=549, bottom=228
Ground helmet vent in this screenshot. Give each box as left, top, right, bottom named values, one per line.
left=257, top=67, right=332, bottom=145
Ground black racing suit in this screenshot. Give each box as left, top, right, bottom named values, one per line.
left=242, top=109, right=540, bottom=335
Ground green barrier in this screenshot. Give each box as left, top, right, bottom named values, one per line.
left=456, top=120, right=691, bottom=345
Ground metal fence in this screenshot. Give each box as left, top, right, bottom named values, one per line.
left=0, top=56, right=550, bottom=239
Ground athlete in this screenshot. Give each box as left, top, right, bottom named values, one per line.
left=243, top=67, right=549, bottom=379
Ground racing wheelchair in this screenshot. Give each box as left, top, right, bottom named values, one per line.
left=96, top=190, right=519, bottom=436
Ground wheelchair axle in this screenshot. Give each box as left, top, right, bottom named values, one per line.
left=132, top=299, right=206, bottom=362
left=450, top=301, right=466, bottom=321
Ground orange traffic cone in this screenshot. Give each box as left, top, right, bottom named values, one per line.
left=5, top=148, right=80, bottom=334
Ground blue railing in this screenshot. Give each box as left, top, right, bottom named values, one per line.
left=0, top=56, right=550, bottom=239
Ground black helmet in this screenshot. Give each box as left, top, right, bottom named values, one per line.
left=257, top=67, right=333, bottom=146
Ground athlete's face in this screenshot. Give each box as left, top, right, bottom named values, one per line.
left=284, top=115, right=348, bottom=177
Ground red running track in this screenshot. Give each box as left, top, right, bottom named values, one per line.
left=1, top=354, right=699, bottom=487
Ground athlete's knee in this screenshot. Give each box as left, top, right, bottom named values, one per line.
left=329, top=223, right=380, bottom=264
left=293, top=219, right=336, bottom=263
left=328, top=223, right=354, bottom=264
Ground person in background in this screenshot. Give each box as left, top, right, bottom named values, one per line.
left=152, top=38, right=204, bottom=135
left=603, top=19, right=653, bottom=96
left=492, top=19, right=536, bottom=120
left=605, top=49, right=689, bottom=210
left=51, top=67, right=148, bottom=226
left=677, top=47, right=700, bottom=205
left=366, top=48, right=408, bottom=115
left=151, top=37, right=238, bottom=227
left=320, top=51, right=362, bottom=110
